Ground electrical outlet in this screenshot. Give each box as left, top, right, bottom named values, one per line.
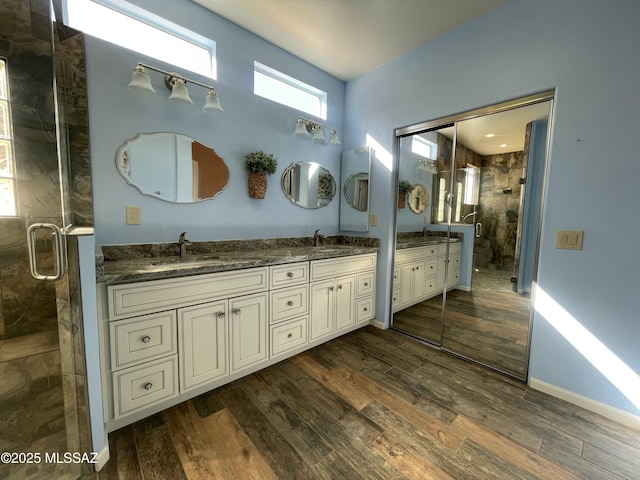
left=370, top=214, right=378, bottom=226
left=126, top=206, right=141, bottom=225
left=556, top=229, right=583, bottom=250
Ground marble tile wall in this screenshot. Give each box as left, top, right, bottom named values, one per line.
left=0, top=1, right=94, bottom=478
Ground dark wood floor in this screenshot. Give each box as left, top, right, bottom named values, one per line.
left=93, top=326, right=640, bottom=480
left=393, top=271, right=531, bottom=378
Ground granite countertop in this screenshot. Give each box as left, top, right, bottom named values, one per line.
left=97, top=236, right=379, bottom=284
left=395, top=232, right=461, bottom=249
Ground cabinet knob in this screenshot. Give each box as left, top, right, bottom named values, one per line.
left=338, top=284, right=343, bottom=290
left=287, top=272, right=294, bottom=278
left=416, top=266, right=419, bottom=270
left=363, top=307, right=368, bottom=312
left=287, top=333, right=293, bottom=338
left=329, top=286, right=334, bottom=291
left=364, top=282, right=369, bottom=286
left=232, top=308, right=241, bottom=315
left=141, top=335, right=151, bottom=343
left=217, top=311, right=225, bottom=318
left=143, top=382, right=153, bottom=391
left=287, top=300, right=294, bottom=306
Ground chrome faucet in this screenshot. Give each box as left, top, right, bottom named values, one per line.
left=178, top=232, right=191, bottom=258
left=313, top=229, right=327, bottom=247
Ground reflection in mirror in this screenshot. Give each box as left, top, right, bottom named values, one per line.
left=281, top=161, right=336, bottom=209
left=116, top=133, right=229, bottom=203
left=340, top=147, right=371, bottom=232
left=408, top=184, right=429, bottom=213
left=344, top=173, right=369, bottom=211
left=392, top=96, right=553, bottom=380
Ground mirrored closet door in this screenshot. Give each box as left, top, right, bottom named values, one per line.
left=391, top=92, right=554, bottom=380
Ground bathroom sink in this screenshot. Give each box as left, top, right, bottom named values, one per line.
left=150, top=255, right=221, bottom=267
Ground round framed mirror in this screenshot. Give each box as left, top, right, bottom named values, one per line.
left=408, top=184, right=429, bottom=213
left=343, top=172, right=369, bottom=211
left=281, top=162, right=336, bottom=209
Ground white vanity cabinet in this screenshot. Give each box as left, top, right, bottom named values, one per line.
left=310, top=254, right=376, bottom=340
left=394, top=242, right=460, bottom=312
left=98, top=252, right=376, bottom=431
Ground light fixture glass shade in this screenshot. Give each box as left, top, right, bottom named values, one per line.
left=312, top=126, right=326, bottom=143
left=168, top=78, right=193, bottom=105
left=329, top=129, right=341, bottom=145
left=294, top=119, right=309, bottom=137
left=202, top=89, right=224, bottom=113
left=127, top=66, right=156, bottom=95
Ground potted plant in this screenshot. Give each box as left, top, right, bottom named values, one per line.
left=244, top=150, right=278, bottom=199
left=398, top=180, right=414, bottom=208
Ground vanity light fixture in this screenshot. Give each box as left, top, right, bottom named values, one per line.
left=127, top=62, right=224, bottom=114
left=293, top=117, right=340, bottom=145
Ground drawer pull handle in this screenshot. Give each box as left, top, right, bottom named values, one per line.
left=141, top=335, right=151, bottom=343
left=287, top=333, right=293, bottom=338
left=143, top=382, right=153, bottom=391
left=287, top=300, right=294, bottom=306
left=232, top=308, right=241, bottom=315
left=287, top=272, right=294, bottom=278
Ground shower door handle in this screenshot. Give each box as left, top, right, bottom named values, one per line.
left=475, top=222, right=483, bottom=238
left=27, top=223, right=66, bottom=281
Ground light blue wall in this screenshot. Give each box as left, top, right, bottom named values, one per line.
left=343, top=0, right=640, bottom=416
left=85, top=0, right=345, bottom=246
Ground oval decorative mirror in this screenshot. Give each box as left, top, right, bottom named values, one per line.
left=281, top=161, right=336, bottom=208
left=116, top=133, right=229, bottom=203
left=343, top=172, right=369, bottom=211
left=408, top=183, right=429, bottom=213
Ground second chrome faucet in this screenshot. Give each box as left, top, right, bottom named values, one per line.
left=313, top=229, right=327, bottom=247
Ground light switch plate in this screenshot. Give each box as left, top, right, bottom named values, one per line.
left=126, top=206, right=141, bottom=225
left=370, top=214, right=378, bottom=226
left=556, top=230, right=583, bottom=250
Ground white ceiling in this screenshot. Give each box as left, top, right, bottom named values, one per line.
left=192, top=0, right=509, bottom=81
left=192, top=0, right=546, bottom=155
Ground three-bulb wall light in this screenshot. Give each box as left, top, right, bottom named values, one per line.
left=293, top=117, right=340, bottom=145
left=127, top=62, right=224, bottom=114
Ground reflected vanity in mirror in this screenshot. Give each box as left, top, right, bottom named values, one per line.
left=116, top=133, right=229, bottom=203
left=281, top=161, right=336, bottom=208
left=408, top=184, right=429, bottom=213
left=392, top=92, right=554, bottom=381
left=339, top=147, right=372, bottom=232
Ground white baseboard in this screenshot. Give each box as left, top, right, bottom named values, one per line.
left=369, top=318, right=385, bottom=329
left=94, top=445, right=110, bottom=472
left=529, top=378, right=640, bottom=429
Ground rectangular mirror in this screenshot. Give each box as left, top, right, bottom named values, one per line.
left=339, top=147, right=371, bottom=232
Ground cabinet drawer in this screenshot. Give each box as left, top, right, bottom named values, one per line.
left=310, top=253, right=376, bottom=281
left=425, top=260, right=437, bottom=278
left=107, top=267, right=268, bottom=320
left=425, top=245, right=438, bottom=257
left=357, top=272, right=375, bottom=297
left=424, top=278, right=438, bottom=296
left=112, top=356, right=178, bottom=419
left=270, top=316, right=308, bottom=357
left=269, top=262, right=309, bottom=288
left=110, top=311, right=177, bottom=370
left=270, top=284, right=309, bottom=324
left=395, top=247, right=426, bottom=264
left=356, top=296, right=375, bottom=322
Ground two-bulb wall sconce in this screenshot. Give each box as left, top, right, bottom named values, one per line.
left=293, top=117, right=340, bottom=145
left=127, top=62, right=224, bottom=114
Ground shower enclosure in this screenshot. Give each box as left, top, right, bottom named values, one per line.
left=0, top=1, right=94, bottom=478
left=392, top=93, right=553, bottom=380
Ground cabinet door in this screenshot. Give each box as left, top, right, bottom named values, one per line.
left=399, top=263, right=417, bottom=306
left=310, top=279, right=334, bottom=341
left=230, top=293, right=268, bottom=373
left=335, top=275, right=356, bottom=332
left=411, top=261, right=426, bottom=300
left=178, top=301, right=228, bottom=392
